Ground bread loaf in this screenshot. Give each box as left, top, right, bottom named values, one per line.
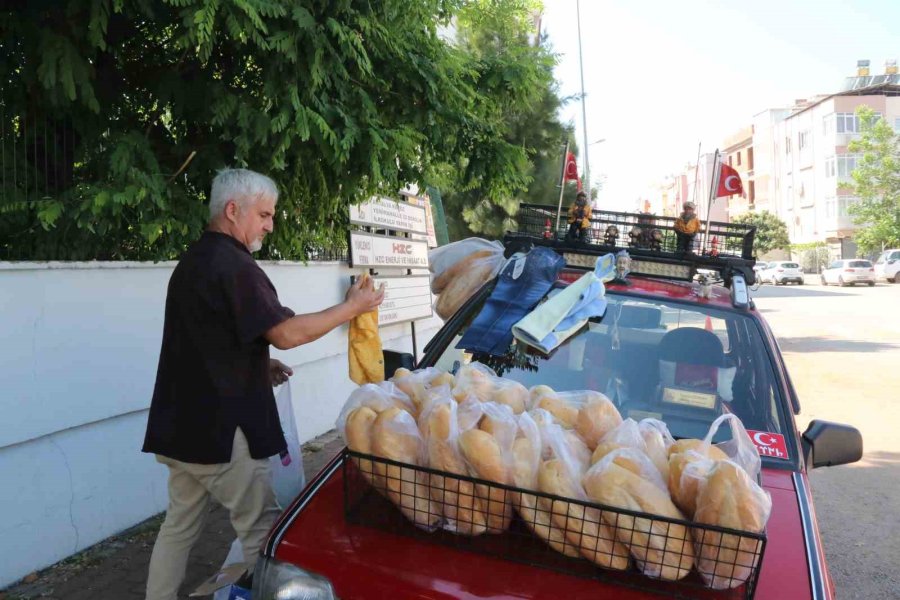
left=423, top=403, right=487, bottom=536
left=535, top=395, right=578, bottom=428
left=510, top=437, right=580, bottom=558
left=452, top=364, right=497, bottom=403
left=432, top=250, right=495, bottom=294
left=372, top=407, right=440, bottom=529
left=668, top=438, right=729, bottom=458
left=668, top=444, right=729, bottom=516
left=436, top=261, right=495, bottom=319
left=345, top=406, right=384, bottom=490
left=583, top=459, right=695, bottom=580
left=491, top=380, right=528, bottom=414
left=458, top=429, right=514, bottom=534
left=693, top=461, right=771, bottom=589
left=641, top=423, right=672, bottom=482
left=575, top=395, right=623, bottom=449
left=537, top=459, right=630, bottom=569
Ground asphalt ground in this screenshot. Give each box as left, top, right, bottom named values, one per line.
left=751, top=276, right=900, bottom=599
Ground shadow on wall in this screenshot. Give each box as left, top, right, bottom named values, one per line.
left=778, top=336, right=900, bottom=353
left=809, top=450, right=900, bottom=600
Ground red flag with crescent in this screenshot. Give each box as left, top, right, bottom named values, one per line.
left=716, top=163, right=743, bottom=198
left=564, top=151, right=583, bottom=191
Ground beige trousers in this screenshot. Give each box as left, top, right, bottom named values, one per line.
left=145, top=429, right=281, bottom=600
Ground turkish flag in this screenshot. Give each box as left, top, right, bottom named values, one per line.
left=564, top=151, right=582, bottom=190
left=716, top=163, right=743, bottom=198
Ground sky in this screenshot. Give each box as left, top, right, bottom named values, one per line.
left=542, top=0, right=900, bottom=211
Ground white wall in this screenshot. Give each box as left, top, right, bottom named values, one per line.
left=0, top=261, right=441, bottom=588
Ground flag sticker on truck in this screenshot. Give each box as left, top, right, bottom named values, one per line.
left=747, top=430, right=789, bottom=459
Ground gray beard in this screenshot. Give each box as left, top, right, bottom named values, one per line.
left=249, top=239, right=263, bottom=253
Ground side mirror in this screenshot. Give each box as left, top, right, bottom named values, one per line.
left=888, top=259, right=897, bottom=265
left=801, top=420, right=863, bottom=468
left=383, top=349, right=415, bottom=377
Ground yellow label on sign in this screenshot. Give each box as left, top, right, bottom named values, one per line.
left=662, top=387, right=717, bottom=409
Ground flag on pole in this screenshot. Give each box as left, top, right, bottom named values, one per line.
left=716, top=163, right=743, bottom=198
left=564, top=151, right=583, bottom=191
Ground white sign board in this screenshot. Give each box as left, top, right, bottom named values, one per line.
left=372, top=275, right=433, bottom=326
left=349, top=196, right=427, bottom=235
left=349, top=231, right=429, bottom=269
left=404, top=194, right=438, bottom=248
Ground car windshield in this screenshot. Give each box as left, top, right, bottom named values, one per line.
left=432, top=289, right=788, bottom=444
left=849, top=260, right=871, bottom=268
left=781, top=262, right=799, bottom=269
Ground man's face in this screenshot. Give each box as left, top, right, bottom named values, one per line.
left=684, top=206, right=695, bottom=216
left=231, top=194, right=276, bottom=253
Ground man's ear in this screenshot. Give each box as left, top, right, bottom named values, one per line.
left=224, top=200, right=240, bottom=223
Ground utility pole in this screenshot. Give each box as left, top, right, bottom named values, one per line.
left=576, top=0, right=590, bottom=198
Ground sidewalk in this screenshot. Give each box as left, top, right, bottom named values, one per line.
left=2, top=430, right=345, bottom=600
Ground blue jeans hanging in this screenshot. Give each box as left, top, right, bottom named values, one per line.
left=457, top=246, right=566, bottom=356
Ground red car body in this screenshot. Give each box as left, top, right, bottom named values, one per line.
left=260, top=274, right=852, bottom=600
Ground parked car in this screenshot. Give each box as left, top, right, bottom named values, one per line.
left=760, top=261, right=804, bottom=285
left=753, top=261, right=769, bottom=274
left=255, top=211, right=861, bottom=600
left=874, top=249, right=900, bottom=283
left=820, top=259, right=876, bottom=286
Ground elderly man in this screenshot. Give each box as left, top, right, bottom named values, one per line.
left=142, top=168, right=383, bottom=600
left=674, top=201, right=701, bottom=255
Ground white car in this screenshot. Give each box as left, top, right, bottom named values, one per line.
left=760, top=261, right=804, bottom=285
left=820, top=259, right=875, bottom=287
left=753, top=261, right=769, bottom=274
left=874, top=249, right=900, bottom=283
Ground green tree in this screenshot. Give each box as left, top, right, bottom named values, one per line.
left=731, top=210, right=790, bottom=256
left=0, top=0, right=550, bottom=260
left=847, top=105, right=900, bottom=254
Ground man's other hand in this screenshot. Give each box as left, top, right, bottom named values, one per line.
left=346, top=274, right=386, bottom=316
left=269, top=358, right=293, bottom=386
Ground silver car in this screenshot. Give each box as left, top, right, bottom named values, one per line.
left=761, top=261, right=804, bottom=285
left=820, top=259, right=876, bottom=287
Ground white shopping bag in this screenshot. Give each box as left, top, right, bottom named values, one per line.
left=269, top=379, right=306, bottom=508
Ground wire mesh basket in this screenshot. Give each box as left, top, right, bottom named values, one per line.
left=343, top=449, right=766, bottom=599
left=514, top=204, right=756, bottom=261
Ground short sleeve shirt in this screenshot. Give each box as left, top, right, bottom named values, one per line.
left=142, top=232, right=295, bottom=464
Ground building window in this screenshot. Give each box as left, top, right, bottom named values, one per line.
left=838, top=196, right=859, bottom=217
left=749, top=181, right=755, bottom=202
left=798, top=130, right=810, bottom=151
left=837, top=154, right=861, bottom=180
left=894, top=117, right=900, bottom=133
left=825, top=196, right=837, bottom=218
left=747, top=147, right=754, bottom=171
left=825, top=156, right=835, bottom=178
left=785, top=137, right=791, bottom=155
left=737, top=151, right=742, bottom=166
left=837, top=112, right=883, bottom=133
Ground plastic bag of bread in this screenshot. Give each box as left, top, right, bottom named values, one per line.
left=693, top=460, right=772, bottom=589
left=509, top=411, right=580, bottom=558
left=536, top=417, right=630, bottom=570
left=452, top=362, right=500, bottom=403
left=590, top=418, right=650, bottom=470
left=429, top=238, right=504, bottom=294
left=337, top=382, right=414, bottom=429
left=490, top=378, right=529, bottom=414
left=528, top=387, right=584, bottom=428
left=458, top=402, right=517, bottom=533
left=391, top=367, right=454, bottom=416
left=638, top=418, right=675, bottom=482
left=371, top=407, right=441, bottom=531
left=574, top=391, right=623, bottom=449
left=418, top=390, right=488, bottom=536
left=583, top=448, right=695, bottom=580
left=701, top=414, right=761, bottom=480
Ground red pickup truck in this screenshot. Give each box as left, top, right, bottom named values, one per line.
left=253, top=209, right=862, bottom=600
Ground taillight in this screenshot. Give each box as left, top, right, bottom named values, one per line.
left=869, top=268, right=874, bottom=272
left=844, top=269, right=854, bottom=272
left=776, top=268, right=784, bottom=272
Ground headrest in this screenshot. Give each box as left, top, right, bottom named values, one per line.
left=659, top=327, right=724, bottom=367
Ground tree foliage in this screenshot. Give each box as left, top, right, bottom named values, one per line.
left=732, top=210, right=790, bottom=256
left=0, top=0, right=555, bottom=260
left=848, top=105, right=900, bottom=254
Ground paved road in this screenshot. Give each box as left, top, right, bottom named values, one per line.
left=751, top=276, right=900, bottom=599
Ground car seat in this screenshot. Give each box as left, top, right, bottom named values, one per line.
left=658, top=327, right=725, bottom=392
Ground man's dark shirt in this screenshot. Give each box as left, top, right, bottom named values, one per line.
left=143, top=231, right=294, bottom=464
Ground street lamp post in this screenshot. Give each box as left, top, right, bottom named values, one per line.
left=576, top=0, right=590, bottom=196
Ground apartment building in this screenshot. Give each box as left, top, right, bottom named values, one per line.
left=721, top=126, right=754, bottom=220
left=761, top=62, right=900, bottom=259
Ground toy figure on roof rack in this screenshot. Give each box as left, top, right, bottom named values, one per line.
left=565, top=191, right=592, bottom=243
left=628, top=213, right=663, bottom=251
left=674, top=202, right=701, bottom=255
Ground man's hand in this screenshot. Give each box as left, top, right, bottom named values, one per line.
left=346, top=274, right=385, bottom=316
left=269, top=358, right=293, bottom=386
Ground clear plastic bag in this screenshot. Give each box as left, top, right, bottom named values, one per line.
left=582, top=448, right=694, bottom=580
left=429, top=238, right=506, bottom=319
left=452, top=362, right=500, bottom=403
left=390, top=367, right=450, bottom=416
left=702, top=413, right=761, bottom=480
left=528, top=387, right=587, bottom=428
left=490, top=378, right=529, bottom=414
left=591, top=418, right=647, bottom=465
left=574, top=391, right=623, bottom=450
left=335, top=382, right=413, bottom=442
left=419, top=388, right=488, bottom=536
left=535, top=417, right=631, bottom=570
left=693, top=460, right=772, bottom=589
left=638, top=418, right=675, bottom=483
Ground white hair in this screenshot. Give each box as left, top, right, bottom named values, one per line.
left=209, top=168, right=278, bottom=220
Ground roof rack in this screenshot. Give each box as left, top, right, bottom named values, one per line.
left=506, top=204, right=758, bottom=288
